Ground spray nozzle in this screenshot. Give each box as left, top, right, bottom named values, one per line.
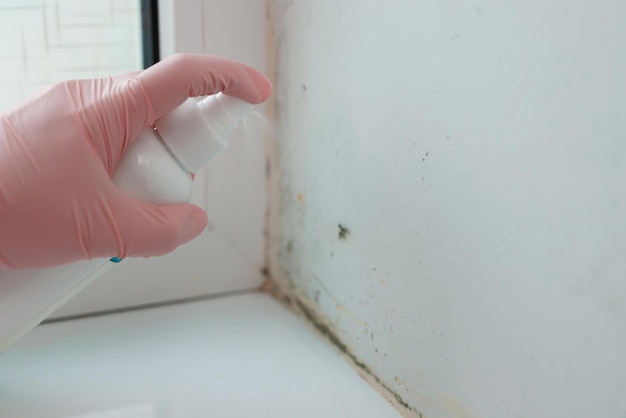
left=198, top=93, right=254, bottom=139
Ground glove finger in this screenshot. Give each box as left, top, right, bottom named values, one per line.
left=130, top=53, right=272, bottom=123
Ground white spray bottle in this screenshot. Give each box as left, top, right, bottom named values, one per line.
left=0, top=93, right=253, bottom=352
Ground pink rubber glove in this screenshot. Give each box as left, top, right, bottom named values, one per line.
left=0, top=54, right=271, bottom=269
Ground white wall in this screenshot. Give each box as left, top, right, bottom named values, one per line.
left=269, top=1, right=626, bottom=417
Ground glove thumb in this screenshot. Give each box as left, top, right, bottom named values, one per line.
left=113, top=198, right=208, bottom=258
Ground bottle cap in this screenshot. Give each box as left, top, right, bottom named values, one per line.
left=154, top=93, right=253, bottom=173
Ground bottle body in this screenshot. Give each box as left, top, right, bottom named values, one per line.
left=0, top=94, right=253, bottom=352
left=0, top=258, right=116, bottom=351
left=113, top=128, right=192, bottom=205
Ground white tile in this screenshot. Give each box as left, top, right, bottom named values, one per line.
left=96, top=43, right=140, bottom=69
left=22, top=53, right=58, bottom=84
left=55, top=0, right=111, bottom=26
left=42, top=0, right=61, bottom=47
left=23, top=61, right=99, bottom=84
left=58, top=24, right=137, bottom=46
left=0, top=11, right=39, bottom=58
left=0, top=58, right=26, bottom=81
left=0, top=293, right=400, bottom=418
left=17, top=10, right=47, bottom=49
left=0, top=0, right=42, bottom=8
left=0, top=84, right=25, bottom=112
left=111, top=0, right=139, bottom=15
left=54, top=68, right=101, bottom=81
left=18, top=82, right=49, bottom=96
left=0, top=1, right=141, bottom=106
left=46, top=46, right=98, bottom=69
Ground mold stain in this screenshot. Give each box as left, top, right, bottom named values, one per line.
left=294, top=299, right=423, bottom=417
left=338, top=224, right=350, bottom=240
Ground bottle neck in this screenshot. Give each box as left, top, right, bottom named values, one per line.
left=153, top=94, right=254, bottom=173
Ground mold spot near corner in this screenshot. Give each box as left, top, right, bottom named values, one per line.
left=301, top=83, right=307, bottom=92
left=338, top=224, right=350, bottom=240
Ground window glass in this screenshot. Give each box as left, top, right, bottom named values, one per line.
left=0, top=0, right=142, bottom=111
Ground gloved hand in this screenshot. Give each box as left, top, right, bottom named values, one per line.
left=0, top=54, right=272, bottom=269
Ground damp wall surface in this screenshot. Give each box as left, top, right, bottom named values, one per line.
left=268, top=1, right=626, bottom=417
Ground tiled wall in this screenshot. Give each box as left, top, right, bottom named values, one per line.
left=0, top=0, right=141, bottom=111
